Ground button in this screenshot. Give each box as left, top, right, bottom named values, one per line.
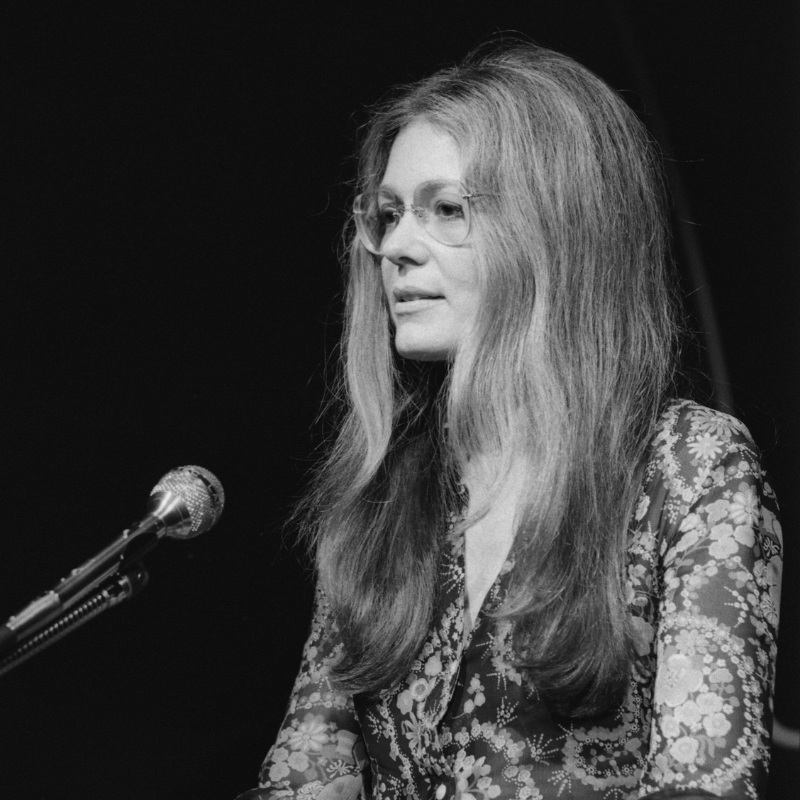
left=435, top=784, right=447, bottom=800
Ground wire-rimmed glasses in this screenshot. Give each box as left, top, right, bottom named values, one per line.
left=353, top=180, right=484, bottom=256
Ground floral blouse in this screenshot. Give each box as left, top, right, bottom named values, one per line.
left=239, top=401, right=782, bottom=800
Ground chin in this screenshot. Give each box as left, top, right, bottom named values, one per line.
left=393, top=336, right=452, bottom=362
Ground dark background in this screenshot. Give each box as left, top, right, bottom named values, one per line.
left=2, top=2, right=797, bottom=798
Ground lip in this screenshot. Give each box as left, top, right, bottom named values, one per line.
left=393, top=297, right=444, bottom=315
left=393, top=287, right=444, bottom=302
left=392, top=287, right=445, bottom=315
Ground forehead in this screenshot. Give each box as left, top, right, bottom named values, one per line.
left=381, top=120, right=464, bottom=193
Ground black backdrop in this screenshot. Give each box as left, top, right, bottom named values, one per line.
left=3, top=2, right=798, bottom=798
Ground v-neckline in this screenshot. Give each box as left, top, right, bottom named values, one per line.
left=456, top=523, right=514, bottom=650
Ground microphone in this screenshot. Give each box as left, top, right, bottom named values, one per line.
left=0, top=466, right=224, bottom=657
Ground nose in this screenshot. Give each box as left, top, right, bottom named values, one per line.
left=380, top=208, right=429, bottom=268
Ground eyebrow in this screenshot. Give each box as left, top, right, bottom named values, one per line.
left=377, top=179, right=462, bottom=196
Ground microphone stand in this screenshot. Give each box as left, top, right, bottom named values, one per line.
left=0, top=563, right=149, bottom=677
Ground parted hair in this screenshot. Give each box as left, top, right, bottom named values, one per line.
left=299, top=42, right=680, bottom=717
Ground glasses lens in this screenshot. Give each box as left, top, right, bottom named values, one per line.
left=415, top=182, right=471, bottom=246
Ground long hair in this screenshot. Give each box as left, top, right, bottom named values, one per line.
left=299, top=43, right=681, bottom=717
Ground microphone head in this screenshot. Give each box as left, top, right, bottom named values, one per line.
left=150, top=466, right=225, bottom=539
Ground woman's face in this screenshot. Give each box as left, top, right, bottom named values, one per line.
left=379, top=121, right=481, bottom=361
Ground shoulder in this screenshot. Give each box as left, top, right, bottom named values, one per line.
left=636, top=400, right=778, bottom=540
left=652, top=399, right=757, bottom=455
left=646, top=399, right=761, bottom=486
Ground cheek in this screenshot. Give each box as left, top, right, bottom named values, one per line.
left=455, top=288, right=482, bottom=331
left=448, top=262, right=482, bottom=321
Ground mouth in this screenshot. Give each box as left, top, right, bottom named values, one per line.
left=394, top=289, right=444, bottom=303
left=393, top=290, right=444, bottom=315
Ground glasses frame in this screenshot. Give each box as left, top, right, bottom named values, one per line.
left=353, top=180, right=486, bottom=256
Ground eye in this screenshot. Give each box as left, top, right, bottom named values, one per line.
left=376, top=204, right=402, bottom=230
left=432, top=197, right=466, bottom=222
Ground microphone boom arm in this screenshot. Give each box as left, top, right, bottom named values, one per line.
left=0, top=563, right=149, bottom=677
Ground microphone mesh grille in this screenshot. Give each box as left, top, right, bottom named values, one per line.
left=150, top=466, right=225, bottom=536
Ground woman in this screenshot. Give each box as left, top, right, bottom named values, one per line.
left=239, top=43, right=782, bottom=800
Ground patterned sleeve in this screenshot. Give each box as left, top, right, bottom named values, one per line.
left=236, top=586, right=368, bottom=800
left=638, top=405, right=783, bottom=799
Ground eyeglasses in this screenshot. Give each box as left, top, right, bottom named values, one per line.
left=353, top=180, right=485, bottom=255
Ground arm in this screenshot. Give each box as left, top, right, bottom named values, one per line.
left=639, top=408, right=782, bottom=799
left=236, top=586, right=368, bottom=800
